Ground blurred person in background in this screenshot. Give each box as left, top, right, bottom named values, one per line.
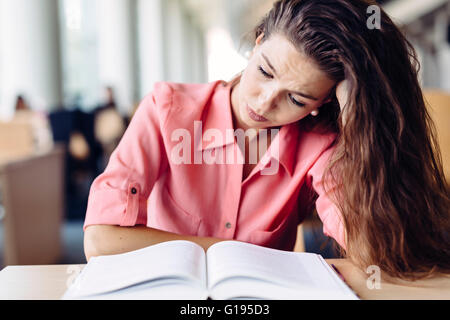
left=97, top=86, right=117, bottom=112
left=12, top=94, right=53, bottom=154
left=14, top=95, right=30, bottom=112
left=94, top=86, right=126, bottom=169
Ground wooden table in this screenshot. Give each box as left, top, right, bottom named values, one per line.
left=1, top=259, right=449, bottom=300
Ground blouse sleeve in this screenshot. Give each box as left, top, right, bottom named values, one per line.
left=306, top=144, right=347, bottom=250
left=83, top=83, right=171, bottom=230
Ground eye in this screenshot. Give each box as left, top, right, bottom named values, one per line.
left=258, top=66, right=273, bottom=79
left=288, top=93, right=306, bottom=108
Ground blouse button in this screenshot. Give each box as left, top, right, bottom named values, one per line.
left=131, top=187, right=137, bottom=195
left=225, top=222, right=232, bottom=229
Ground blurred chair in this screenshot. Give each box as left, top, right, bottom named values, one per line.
left=423, top=89, right=450, bottom=183
left=13, top=110, right=54, bottom=154
left=0, top=122, right=34, bottom=164
left=0, top=145, right=65, bottom=265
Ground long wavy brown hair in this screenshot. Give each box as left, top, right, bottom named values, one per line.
left=238, top=0, right=450, bottom=280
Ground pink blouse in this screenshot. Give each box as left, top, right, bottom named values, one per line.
left=84, top=80, right=346, bottom=251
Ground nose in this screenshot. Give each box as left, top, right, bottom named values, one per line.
left=256, top=84, right=278, bottom=114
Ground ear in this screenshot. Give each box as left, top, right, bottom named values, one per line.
left=323, top=84, right=338, bottom=105
left=252, top=33, right=264, bottom=56
left=255, top=33, right=264, bottom=46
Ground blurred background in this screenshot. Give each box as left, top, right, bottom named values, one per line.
left=0, top=0, right=449, bottom=268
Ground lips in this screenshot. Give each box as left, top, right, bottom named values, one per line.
left=246, top=105, right=268, bottom=122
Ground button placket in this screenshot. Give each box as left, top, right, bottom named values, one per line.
left=221, top=141, right=242, bottom=238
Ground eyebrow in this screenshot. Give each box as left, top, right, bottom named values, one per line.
left=261, top=53, right=319, bottom=101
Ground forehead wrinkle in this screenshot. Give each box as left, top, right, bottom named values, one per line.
left=262, top=51, right=326, bottom=97
left=259, top=36, right=334, bottom=99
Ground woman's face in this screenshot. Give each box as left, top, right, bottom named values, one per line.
left=231, top=33, right=336, bottom=131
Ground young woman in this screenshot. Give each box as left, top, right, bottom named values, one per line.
left=84, top=0, right=450, bottom=280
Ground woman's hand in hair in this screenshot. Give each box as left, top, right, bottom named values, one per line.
left=336, top=79, right=350, bottom=126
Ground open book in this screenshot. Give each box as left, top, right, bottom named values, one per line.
left=63, top=240, right=358, bottom=300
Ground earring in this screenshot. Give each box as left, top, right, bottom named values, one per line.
left=311, top=110, right=319, bottom=116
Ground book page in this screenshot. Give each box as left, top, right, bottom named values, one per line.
left=63, top=240, right=207, bottom=299
left=69, top=279, right=209, bottom=300
left=206, top=241, right=357, bottom=300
